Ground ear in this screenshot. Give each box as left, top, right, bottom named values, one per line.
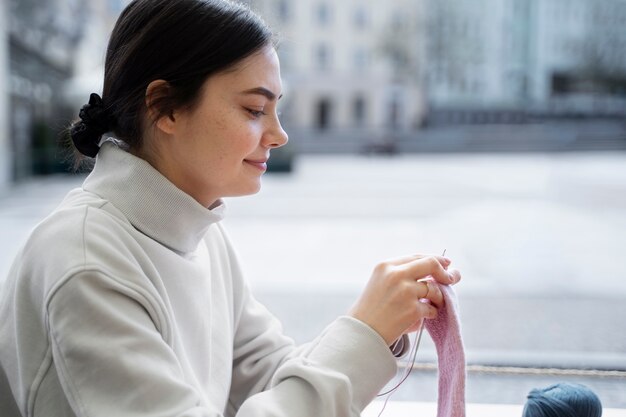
left=145, top=80, right=176, bottom=135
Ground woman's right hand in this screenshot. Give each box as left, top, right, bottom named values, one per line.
left=348, top=254, right=461, bottom=346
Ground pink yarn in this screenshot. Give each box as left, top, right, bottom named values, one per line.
left=424, top=284, right=466, bottom=417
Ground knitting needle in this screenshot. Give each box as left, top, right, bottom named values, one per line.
left=376, top=249, right=447, bottom=412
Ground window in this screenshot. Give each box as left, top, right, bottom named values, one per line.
left=354, top=7, right=368, bottom=29
left=387, top=92, right=402, bottom=129
left=316, top=98, right=332, bottom=130
left=353, top=96, right=367, bottom=126
left=391, top=11, right=404, bottom=28
left=316, top=2, right=331, bottom=26
left=353, top=47, right=369, bottom=72
left=277, top=0, right=289, bottom=23
left=316, top=43, right=332, bottom=71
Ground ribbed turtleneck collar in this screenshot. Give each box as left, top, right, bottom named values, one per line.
left=83, top=140, right=225, bottom=253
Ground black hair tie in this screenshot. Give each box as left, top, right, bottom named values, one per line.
left=70, top=93, right=113, bottom=158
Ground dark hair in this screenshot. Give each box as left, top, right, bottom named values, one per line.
left=69, top=0, right=273, bottom=160
left=522, top=383, right=602, bottom=417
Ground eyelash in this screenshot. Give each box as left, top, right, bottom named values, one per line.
left=246, top=108, right=267, bottom=118
left=245, top=108, right=283, bottom=120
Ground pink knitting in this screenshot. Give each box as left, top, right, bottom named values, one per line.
left=424, top=284, right=466, bottom=417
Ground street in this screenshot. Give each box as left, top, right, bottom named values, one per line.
left=1, top=151, right=625, bottom=407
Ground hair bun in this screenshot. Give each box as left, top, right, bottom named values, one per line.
left=70, top=93, right=113, bottom=158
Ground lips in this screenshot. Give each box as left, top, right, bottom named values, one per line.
left=244, top=158, right=268, bottom=171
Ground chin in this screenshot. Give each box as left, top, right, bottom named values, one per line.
left=232, top=181, right=262, bottom=197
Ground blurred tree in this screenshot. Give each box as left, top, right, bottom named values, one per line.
left=376, top=1, right=429, bottom=129
left=577, top=0, right=626, bottom=92
left=378, top=8, right=422, bottom=81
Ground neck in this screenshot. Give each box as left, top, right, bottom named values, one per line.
left=133, top=139, right=219, bottom=209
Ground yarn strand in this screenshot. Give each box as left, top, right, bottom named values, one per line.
left=376, top=250, right=446, bottom=417
left=376, top=320, right=425, bottom=417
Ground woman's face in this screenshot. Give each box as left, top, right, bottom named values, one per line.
left=147, top=45, right=288, bottom=207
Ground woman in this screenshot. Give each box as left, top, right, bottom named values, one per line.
left=0, top=1, right=461, bottom=416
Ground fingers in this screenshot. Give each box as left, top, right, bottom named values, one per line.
left=416, top=301, right=437, bottom=321
left=404, top=302, right=437, bottom=335
left=449, top=268, right=462, bottom=284
left=382, top=253, right=451, bottom=269
left=395, top=255, right=458, bottom=285
left=418, top=280, right=444, bottom=308
left=351, top=252, right=460, bottom=344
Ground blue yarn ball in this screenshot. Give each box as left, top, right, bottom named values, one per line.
left=522, top=383, right=602, bottom=417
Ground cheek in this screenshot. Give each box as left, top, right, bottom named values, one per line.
left=213, top=109, right=231, bottom=131
left=228, top=121, right=260, bottom=153
left=184, top=111, right=228, bottom=153
left=183, top=107, right=258, bottom=166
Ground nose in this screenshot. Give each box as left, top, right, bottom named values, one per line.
left=264, top=117, right=289, bottom=149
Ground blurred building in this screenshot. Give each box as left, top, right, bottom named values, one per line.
left=64, top=0, right=129, bottom=109
left=533, top=0, right=626, bottom=117
left=1, top=0, right=10, bottom=192
left=4, top=0, right=624, bottom=178
left=6, top=0, right=88, bottom=180
left=245, top=0, right=427, bottom=152
left=0, top=0, right=128, bottom=184
left=424, top=0, right=626, bottom=125
left=424, top=0, right=536, bottom=119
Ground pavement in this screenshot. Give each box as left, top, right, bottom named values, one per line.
left=1, top=151, right=626, bottom=408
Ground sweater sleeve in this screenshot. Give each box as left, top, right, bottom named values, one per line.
left=227, top=284, right=398, bottom=417
left=47, top=269, right=397, bottom=417
left=218, top=222, right=398, bottom=417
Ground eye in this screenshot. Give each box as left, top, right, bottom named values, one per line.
left=246, top=108, right=267, bottom=118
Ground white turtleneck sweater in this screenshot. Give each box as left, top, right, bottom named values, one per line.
left=0, top=141, right=397, bottom=417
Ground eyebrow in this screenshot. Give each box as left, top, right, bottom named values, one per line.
left=240, top=87, right=283, bottom=101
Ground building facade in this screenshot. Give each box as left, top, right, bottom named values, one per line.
left=3, top=0, right=131, bottom=182
left=246, top=0, right=626, bottom=134
left=64, top=0, right=129, bottom=110
left=424, top=0, right=626, bottom=124
left=0, top=0, right=10, bottom=192
left=7, top=0, right=88, bottom=180
left=531, top=0, right=626, bottom=116
left=5, top=0, right=624, bottom=177
left=246, top=0, right=427, bottom=152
